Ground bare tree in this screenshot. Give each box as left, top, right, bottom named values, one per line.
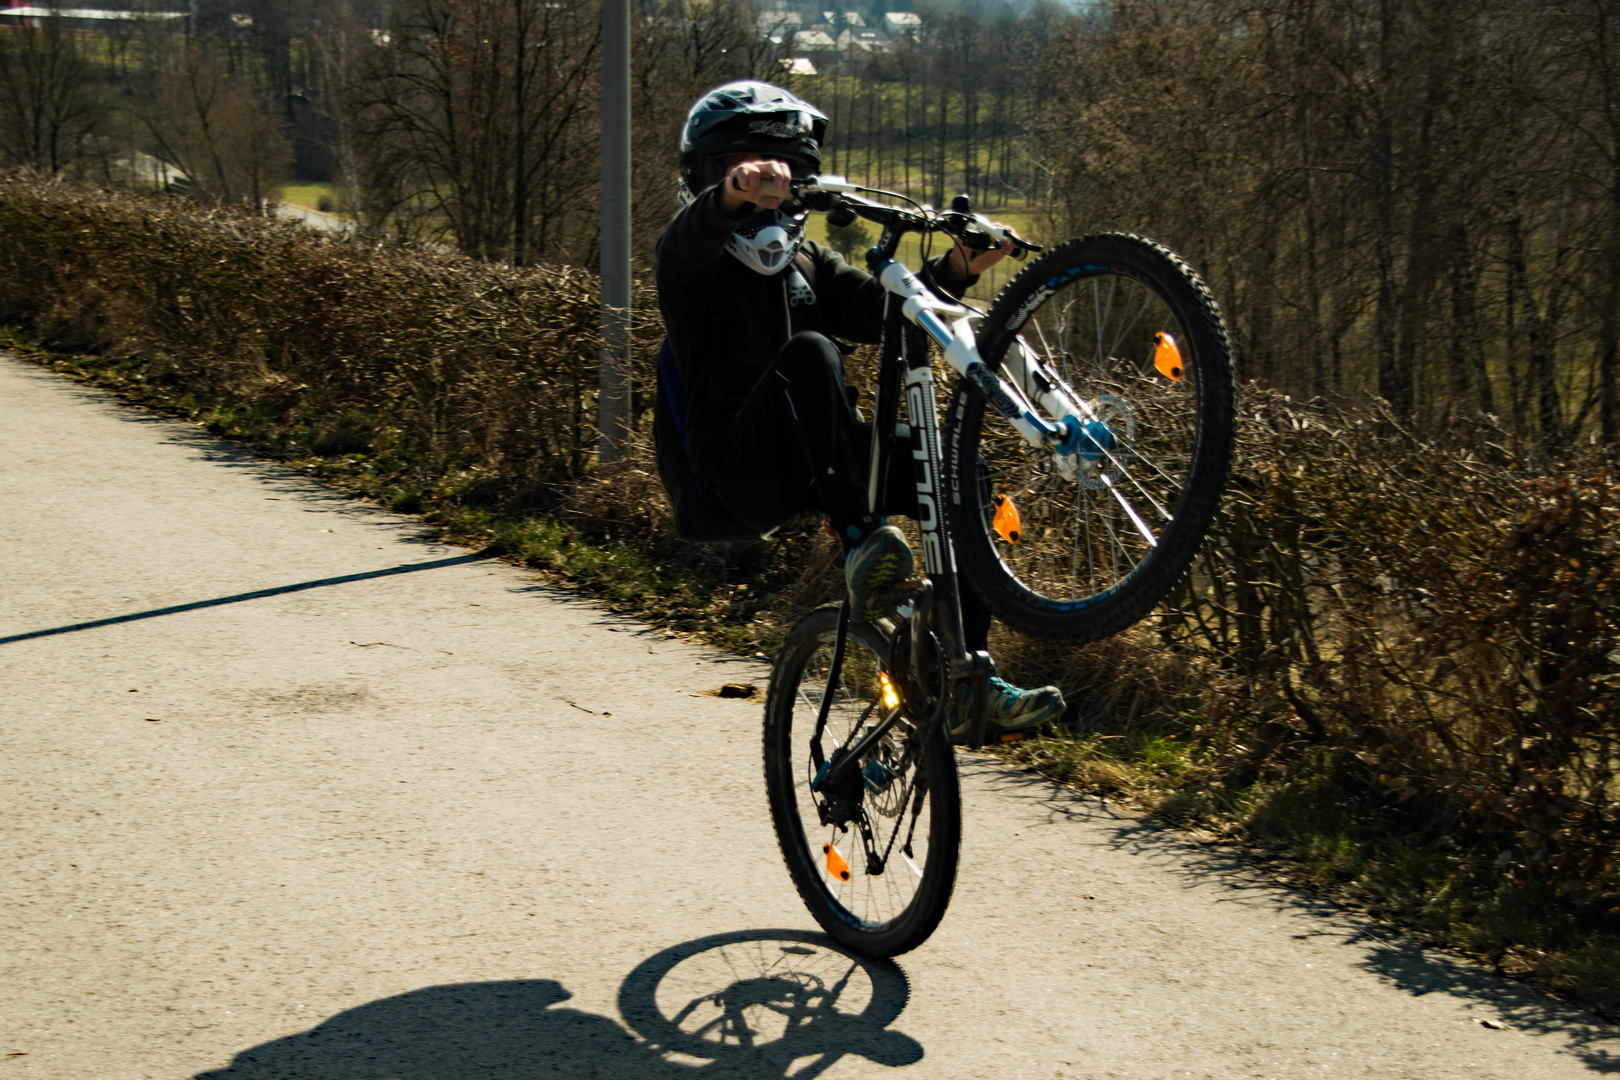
left=351, top=0, right=602, bottom=266
left=1544, top=0, right=1620, bottom=453
left=139, top=47, right=292, bottom=209
left=1013, top=0, right=1620, bottom=454
left=309, top=7, right=382, bottom=231
left=0, top=17, right=112, bottom=177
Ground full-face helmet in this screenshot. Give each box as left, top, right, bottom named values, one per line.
left=678, top=80, right=827, bottom=275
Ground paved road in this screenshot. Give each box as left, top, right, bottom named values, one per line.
left=275, top=203, right=353, bottom=237
left=1, top=353, right=1615, bottom=1080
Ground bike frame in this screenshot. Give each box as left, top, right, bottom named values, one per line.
left=807, top=185, right=1096, bottom=783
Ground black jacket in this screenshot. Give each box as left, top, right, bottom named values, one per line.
left=654, top=186, right=972, bottom=482
left=654, top=187, right=883, bottom=480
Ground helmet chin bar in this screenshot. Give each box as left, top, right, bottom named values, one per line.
left=725, top=210, right=806, bottom=276
left=730, top=225, right=791, bottom=274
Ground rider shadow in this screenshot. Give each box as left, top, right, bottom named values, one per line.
left=194, top=929, right=921, bottom=1080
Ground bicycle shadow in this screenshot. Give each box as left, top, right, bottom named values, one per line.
left=194, top=929, right=921, bottom=1080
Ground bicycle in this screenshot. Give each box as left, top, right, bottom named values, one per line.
left=762, top=175, right=1237, bottom=957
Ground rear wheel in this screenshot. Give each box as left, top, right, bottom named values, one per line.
left=763, top=604, right=960, bottom=957
left=946, top=233, right=1236, bottom=642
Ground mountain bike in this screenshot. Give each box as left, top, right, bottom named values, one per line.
left=763, top=176, right=1236, bottom=956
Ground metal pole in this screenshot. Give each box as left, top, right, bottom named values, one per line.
left=598, top=0, right=632, bottom=467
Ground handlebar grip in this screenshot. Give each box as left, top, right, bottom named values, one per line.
left=805, top=174, right=860, bottom=193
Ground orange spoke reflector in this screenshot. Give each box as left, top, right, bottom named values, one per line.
left=992, top=493, right=1022, bottom=544
left=1153, top=332, right=1184, bottom=381
left=824, top=842, right=851, bottom=882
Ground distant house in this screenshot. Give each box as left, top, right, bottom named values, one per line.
left=795, top=29, right=837, bottom=51
left=780, top=57, right=818, bottom=75
left=882, top=11, right=923, bottom=37
left=838, top=27, right=887, bottom=53
left=757, top=9, right=801, bottom=36
left=840, top=11, right=866, bottom=27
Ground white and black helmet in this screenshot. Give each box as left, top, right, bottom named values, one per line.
left=678, top=80, right=827, bottom=276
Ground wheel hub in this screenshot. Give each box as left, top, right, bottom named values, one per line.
left=1077, top=419, right=1116, bottom=460
left=1055, top=392, right=1137, bottom=489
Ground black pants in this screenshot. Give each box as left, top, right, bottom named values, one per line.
left=706, top=332, right=993, bottom=651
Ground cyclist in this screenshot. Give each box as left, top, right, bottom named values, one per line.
left=654, top=80, right=1064, bottom=740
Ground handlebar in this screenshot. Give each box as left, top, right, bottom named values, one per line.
left=788, top=176, right=1043, bottom=261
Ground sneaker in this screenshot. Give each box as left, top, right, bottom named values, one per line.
left=947, top=676, right=1065, bottom=743
left=844, top=525, right=914, bottom=622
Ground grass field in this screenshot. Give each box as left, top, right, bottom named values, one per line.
left=278, top=183, right=343, bottom=213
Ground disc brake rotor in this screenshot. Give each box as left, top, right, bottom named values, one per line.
left=1075, top=391, right=1137, bottom=491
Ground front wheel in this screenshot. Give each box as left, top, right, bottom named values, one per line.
left=946, top=233, right=1236, bottom=642
left=763, top=604, right=960, bottom=957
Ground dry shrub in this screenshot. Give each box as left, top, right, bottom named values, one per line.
left=0, top=175, right=631, bottom=498
left=1161, top=386, right=1619, bottom=916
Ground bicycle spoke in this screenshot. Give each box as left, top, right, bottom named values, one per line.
left=1075, top=484, right=1092, bottom=590
left=1100, top=446, right=1176, bottom=523
left=1017, top=324, right=1192, bottom=527
left=1031, top=320, right=1065, bottom=390
left=1092, top=276, right=1117, bottom=375
left=1055, top=295, right=1075, bottom=378
left=1109, top=436, right=1190, bottom=505
left=1105, top=287, right=1153, bottom=367
left=1100, top=475, right=1159, bottom=547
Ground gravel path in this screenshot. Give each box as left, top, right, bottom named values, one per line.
left=2, top=353, right=1614, bottom=1079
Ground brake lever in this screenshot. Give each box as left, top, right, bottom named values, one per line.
left=941, top=207, right=1042, bottom=262
left=1004, top=229, right=1043, bottom=259
left=974, top=213, right=1043, bottom=260
left=790, top=175, right=864, bottom=215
